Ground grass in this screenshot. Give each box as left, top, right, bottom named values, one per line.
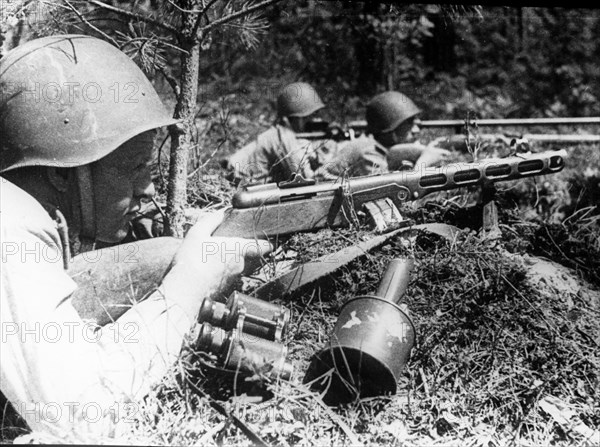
left=2, top=86, right=599, bottom=445
left=120, top=219, right=598, bottom=446
left=131, top=96, right=599, bottom=445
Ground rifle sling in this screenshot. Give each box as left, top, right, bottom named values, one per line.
left=254, top=223, right=458, bottom=300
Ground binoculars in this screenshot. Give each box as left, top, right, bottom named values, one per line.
left=194, top=291, right=293, bottom=381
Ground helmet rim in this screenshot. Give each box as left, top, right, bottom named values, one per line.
left=366, top=91, right=421, bottom=134
left=276, top=82, right=325, bottom=118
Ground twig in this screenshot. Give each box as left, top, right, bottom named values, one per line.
left=200, top=0, right=221, bottom=17
left=150, top=197, right=167, bottom=225
left=188, top=98, right=232, bottom=177
left=184, top=375, right=270, bottom=447
left=119, top=36, right=188, bottom=54
left=158, top=64, right=181, bottom=98
left=292, top=289, right=317, bottom=341
left=62, top=0, right=119, bottom=46
left=312, top=393, right=364, bottom=446
left=165, top=0, right=203, bottom=14
left=478, top=256, right=562, bottom=338
left=200, top=0, right=283, bottom=35
left=85, top=0, right=180, bottom=34
left=419, top=367, right=430, bottom=398
left=544, top=225, right=586, bottom=269
left=156, top=132, right=170, bottom=189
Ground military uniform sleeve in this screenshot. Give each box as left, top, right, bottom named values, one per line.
left=225, top=126, right=299, bottom=183
left=0, top=181, right=192, bottom=440
left=1, top=180, right=79, bottom=436
left=320, top=136, right=388, bottom=178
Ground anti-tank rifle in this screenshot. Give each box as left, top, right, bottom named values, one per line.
left=212, top=149, right=567, bottom=239
left=296, top=117, right=600, bottom=146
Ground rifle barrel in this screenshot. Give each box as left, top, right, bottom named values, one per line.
left=231, top=150, right=567, bottom=208
left=519, top=134, right=600, bottom=143
left=346, top=117, right=600, bottom=130
left=296, top=131, right=332, bottom=139
left=446, top=134, right=600, bottom=145
left=421, top=117, right=600, bottom=128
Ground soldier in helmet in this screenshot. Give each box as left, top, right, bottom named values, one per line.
left=0, top=35, right=269, bottom=440
left=226, top=87, right=449, bottom=184
left=224, top=81, right=338, bottom=183
left=319, top=91, right=450, bottom=178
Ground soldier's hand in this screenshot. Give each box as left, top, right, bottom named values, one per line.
left=176, top=208, right=273, bottom=277
left=160, top=209, right=273, bottom=316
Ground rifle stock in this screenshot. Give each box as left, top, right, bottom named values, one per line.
left=213, top=150, right=567, bottom=239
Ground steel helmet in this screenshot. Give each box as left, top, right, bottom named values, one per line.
left=366, top=91, right=421, bottom=134
left=276, top=82, right=325, bottom=118
left=0, top=34, right=178, bottom=172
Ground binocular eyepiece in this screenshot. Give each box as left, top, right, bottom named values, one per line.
left=196, top=323, right=293, bottom=381
left=198, top=291, right=290, bottom=342
left=195, top=292, right=293, bottom=380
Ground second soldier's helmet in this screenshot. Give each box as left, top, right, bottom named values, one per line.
left=366, top=91, right=421, bottom=134
left=0, top=34, right=178, bottom=172
left=276, top=82, right=325, bottom=118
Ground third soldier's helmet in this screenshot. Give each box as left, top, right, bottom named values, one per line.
left=366, top=91, right=421, bottom=134
left=0, top=34, right=178, bottom=172
left=276, top=82, right=325, bottom=118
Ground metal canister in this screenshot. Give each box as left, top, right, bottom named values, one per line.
left=304, top=258, right=416, bottom=405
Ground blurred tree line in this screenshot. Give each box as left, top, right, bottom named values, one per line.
left=193, top=2, right=599, bottom=120
left=3, top=2, right=598, bottom=120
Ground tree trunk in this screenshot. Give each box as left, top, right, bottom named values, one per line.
left=422, top=13, right=457, bottom=73
left=165, top=2, right=202, bottom=238
left=353, top=2, right=382, bottom=96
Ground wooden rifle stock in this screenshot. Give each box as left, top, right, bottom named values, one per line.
left=212, top=150, right=567, bottom=239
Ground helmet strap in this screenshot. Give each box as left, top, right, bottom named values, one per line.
left=75, top=165, right=97, bottom=249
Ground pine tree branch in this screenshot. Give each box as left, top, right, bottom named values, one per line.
left=158, top=64, right=181, bottom=99
left=62, top=0, right=119, bottom=46
left=191, top=0, right=219, bottom=41
left=85, top=0, right=180, bottom=35
left=200, top=0, right=220, bottom=16
left=165, top=0, right=202, bottom=14
left=199, top=0, right=283, bottom=36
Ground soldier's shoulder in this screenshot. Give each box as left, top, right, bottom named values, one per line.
left=338, top=134, right=376, bottom=153
left=254, top=125, right=289, bottom=144
left=0, top=178, right=54, bottom=228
